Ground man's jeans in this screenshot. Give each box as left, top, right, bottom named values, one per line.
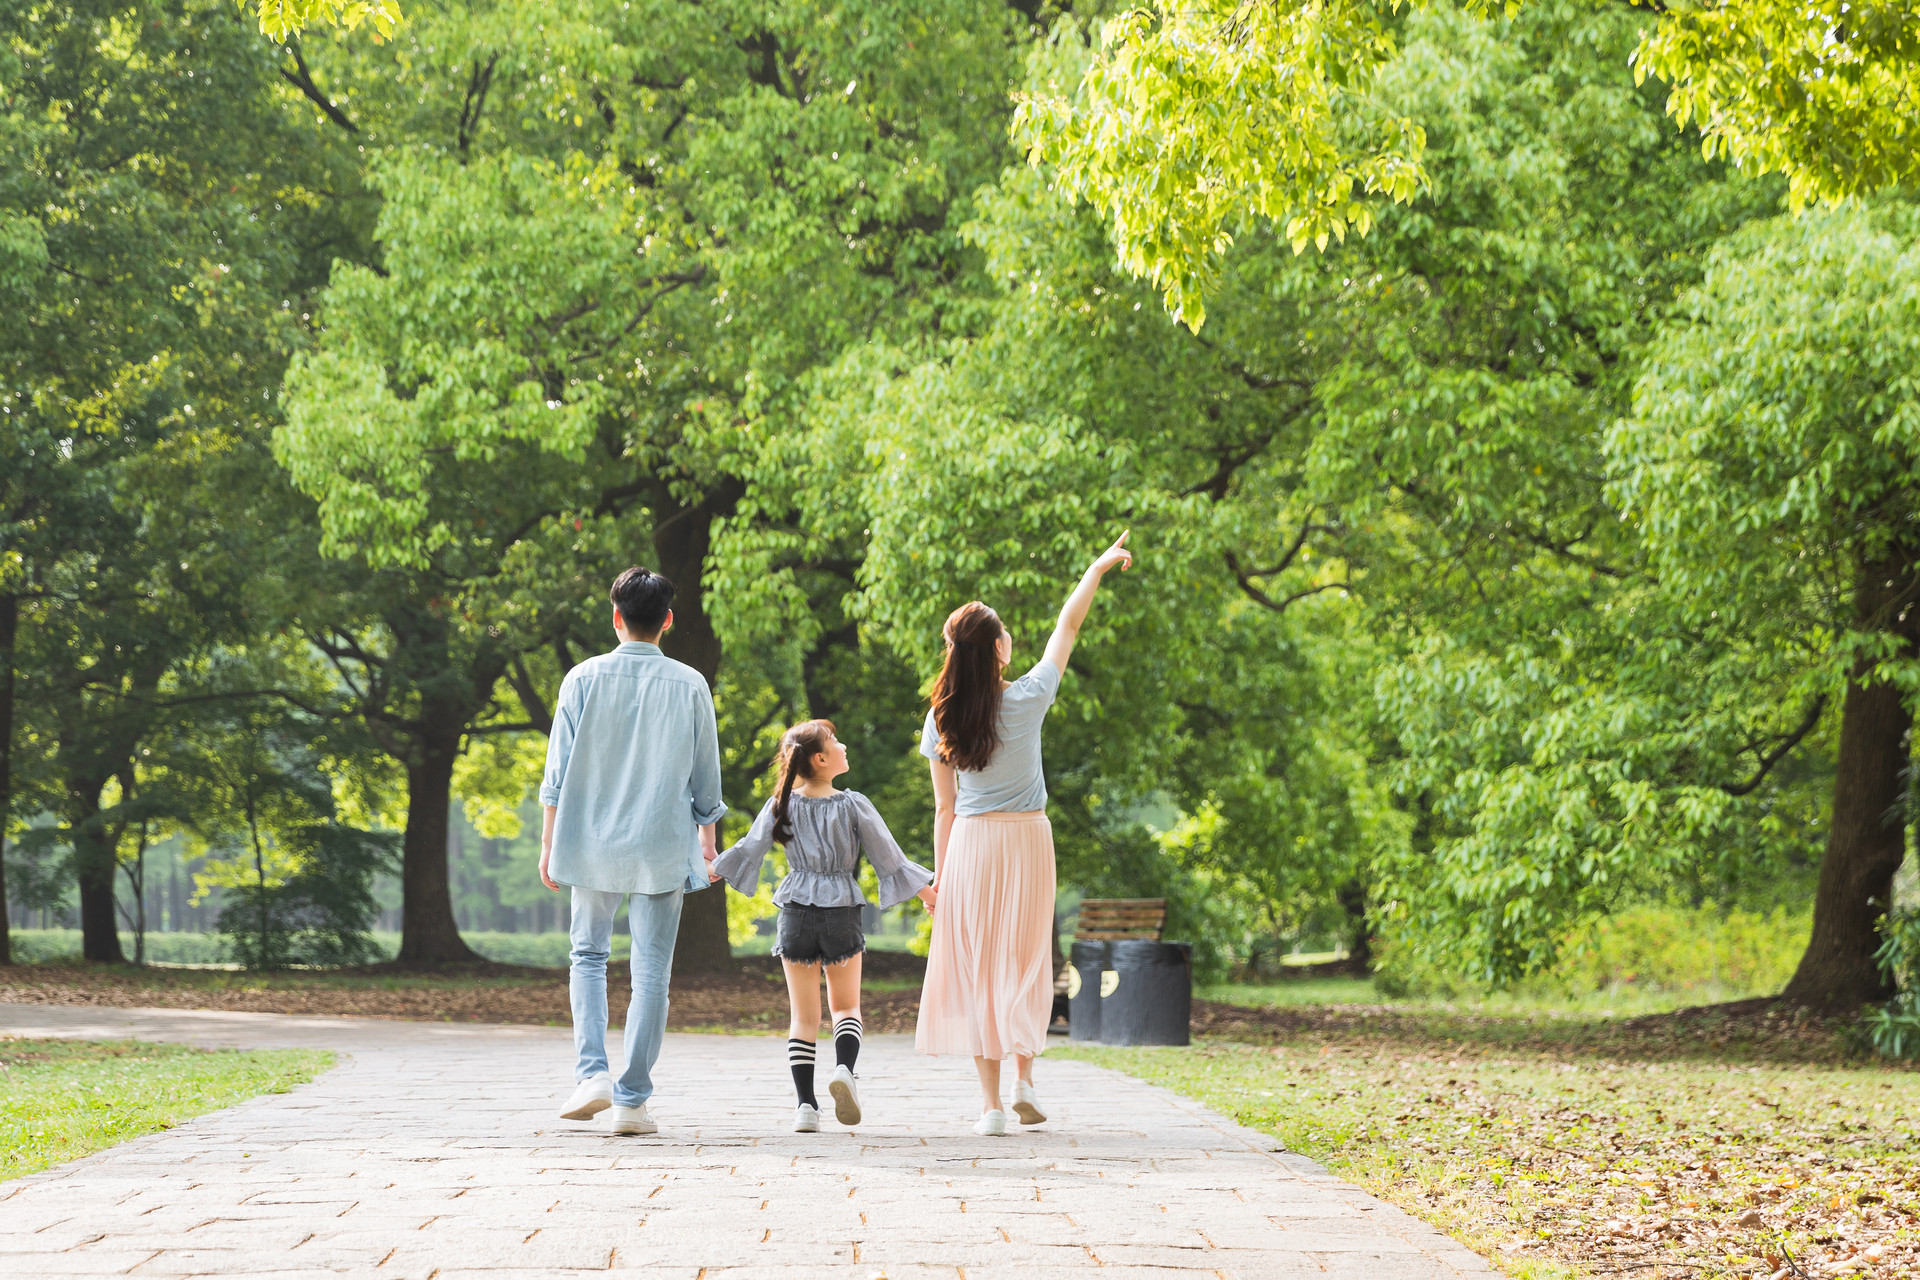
left=569, top=886, right=683, bottom=1107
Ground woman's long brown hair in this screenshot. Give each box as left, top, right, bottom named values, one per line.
left=771, top=720, right=837, bottom=843
left=930, top=602, right=1004, bottom=773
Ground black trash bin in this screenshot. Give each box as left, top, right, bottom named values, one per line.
left=1067, top=940, right=1108, bottom=1043
left=1096, top=939, right=1192, bottom=1046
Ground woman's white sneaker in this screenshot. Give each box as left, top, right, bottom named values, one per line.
left=827, top=1065, right=863, bottom=1126
left=1012, top=1080, right=1046, bottom=1126
left=610, top=1104, right=656, bottom=1135
left=560, top=1072, right=613, bottom=1120
left=794, top=1103, right=821, bottom=1133
left=972, top=1109, right=1007, bottom=1136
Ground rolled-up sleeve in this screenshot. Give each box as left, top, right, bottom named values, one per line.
left=852, top=793, right=933, bottom=910
left=687, top=685, right=727, bottom=828
left=712, top=797, right=777, bottom=895
left=538, top=672, right=582, bottom=808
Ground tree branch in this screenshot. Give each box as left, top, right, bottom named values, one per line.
left=280, top=45, right=358, bottom=134
left=456, top=53, right=499, bottom=158
left=507, top=655, right=553, bottom=735
left=1718, top=695, right=1828, bottom=797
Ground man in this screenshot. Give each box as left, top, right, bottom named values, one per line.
left=540, top=567, right=726, bottom=1135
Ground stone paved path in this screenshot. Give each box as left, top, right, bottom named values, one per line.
left=0, top=1003, right=1492, bottom=1278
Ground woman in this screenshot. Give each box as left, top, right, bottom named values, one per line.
left=914, top=532, right=1133, bottom=1135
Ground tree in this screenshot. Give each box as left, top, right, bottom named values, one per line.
left=1616, top=202, right=1920, bottom=1006
left=837, top=0, right=1820, bottom=982
left=151, top=689, right=393, bottom=969
left=1014, top=0, right=1920, bottom=327
left=278, top=0, right=1027, bottom=964
left=0, top=0, right=362, bottom=959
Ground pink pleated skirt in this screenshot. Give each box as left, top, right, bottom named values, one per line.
left=914, top=810, right=1056, bottom=1060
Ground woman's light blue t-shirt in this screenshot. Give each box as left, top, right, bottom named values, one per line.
left=919, top=659, right=1060, bottom=815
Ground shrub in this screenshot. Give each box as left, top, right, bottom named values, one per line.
left=1858, top=908, right=1920, bottom=1060
left=1376, top=903, right=1811, bottom=1002
left=216, top=826, right=393, bottom=969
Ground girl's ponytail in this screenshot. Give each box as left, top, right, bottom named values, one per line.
left=770, top=719, right=837, bottom=844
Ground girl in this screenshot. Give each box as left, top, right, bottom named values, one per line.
left=914, top=532, right=1133, bottom=1135
left=713, top=720, right=936, bottom=1133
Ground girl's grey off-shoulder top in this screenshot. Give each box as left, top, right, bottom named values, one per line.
left=711, top=790, right=933, bottom=910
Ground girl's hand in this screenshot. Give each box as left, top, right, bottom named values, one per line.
left=1089, top=530, right=1132, bottom=577
left=919, top=885, right=938, bottom=912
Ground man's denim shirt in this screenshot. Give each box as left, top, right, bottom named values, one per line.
left=539, top=642, right=727, bottom=895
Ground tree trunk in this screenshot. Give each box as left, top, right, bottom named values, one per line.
left=69, top=782, right=125, bottom=964
left=1781, top=674, right=1910, bottom=1007
left=1336, top=877, right=1373, bottom=974
left=0, top=592, right=14, bottom=965
left=651, top=480, right=740, bottom=690
left=653, top=479, right=744, bottom=973
left=1782, top=558, right=1919, bottom=1008
left=396, top=740, right=480, bottom=964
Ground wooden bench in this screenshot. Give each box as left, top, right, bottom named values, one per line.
left=1053, top=899, right=1168, bottom=1014
left=1074, top=898, right=1167, bottom=941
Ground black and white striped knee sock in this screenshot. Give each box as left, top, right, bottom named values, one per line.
left=833, top=1015, right=862, bottom=1072
left=787, top=1038, right=817, bottom=1107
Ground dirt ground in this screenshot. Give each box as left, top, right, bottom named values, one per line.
left=0, top=953, right=940, bottom=1033
left=0, top=960, right=1871, bottom=1067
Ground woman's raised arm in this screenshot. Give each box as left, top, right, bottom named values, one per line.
left=1041, top=532, right=1133, bottom=675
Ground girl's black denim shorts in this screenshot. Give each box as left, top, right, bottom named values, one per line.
left=772, top=903, right=865, bottom=966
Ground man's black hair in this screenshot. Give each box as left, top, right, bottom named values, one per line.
left=609, top=567, right=675, bottom=637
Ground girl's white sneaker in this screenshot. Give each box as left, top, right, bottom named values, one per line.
left=973, top=1109, right=1007, bottom=1137
left=1012, top=1080, right=1046, bottom=1126
left=827, top=1065, right=863, bottom=1126
left=794, top=1104, right=820, bottom=1133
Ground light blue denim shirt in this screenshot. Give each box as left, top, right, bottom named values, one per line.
left=539, top=642, right=727, bottom=895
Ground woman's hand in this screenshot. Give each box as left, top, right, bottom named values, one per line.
left=919, top=884, right=938, bottom=913
left=1089, top=529, right=1132, bottom=577
left=1045, top=530, right=1134, bottom=673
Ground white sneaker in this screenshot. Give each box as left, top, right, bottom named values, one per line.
left=827, top=1065, right=863, bottom=1127
left=1012, top=1080, right=1046, bottom=1126
left=560, top=1072, right=613, bottom=1121
left=610, top=1104, right=656, bottom=1136
left=793, top=1104, right=820, bottom=1133
left=972, top=1109, right=1007, bottom=1137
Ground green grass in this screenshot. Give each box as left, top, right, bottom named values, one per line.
left=1199, top=975, right=1783, bottom=1019
left=0, top=1038, right=333, bottom=1183
left=1199, top=977, right=1384, bottom=1008
left=1056, top=1032, right=1920, bottom=1278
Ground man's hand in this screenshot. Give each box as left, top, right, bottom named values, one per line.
left=705, top=851, right=722, bottom=884
left=540, top=804, right=561, bottom=892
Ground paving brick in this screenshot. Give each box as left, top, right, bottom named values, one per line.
left=0, top=1003, right=1491, bottom=1279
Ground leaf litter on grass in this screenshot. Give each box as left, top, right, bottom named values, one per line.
left=1063, top=1001, right=1920, bottom=1280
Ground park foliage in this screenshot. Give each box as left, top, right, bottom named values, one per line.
left=3, top=0, right=1919, bottom=1035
